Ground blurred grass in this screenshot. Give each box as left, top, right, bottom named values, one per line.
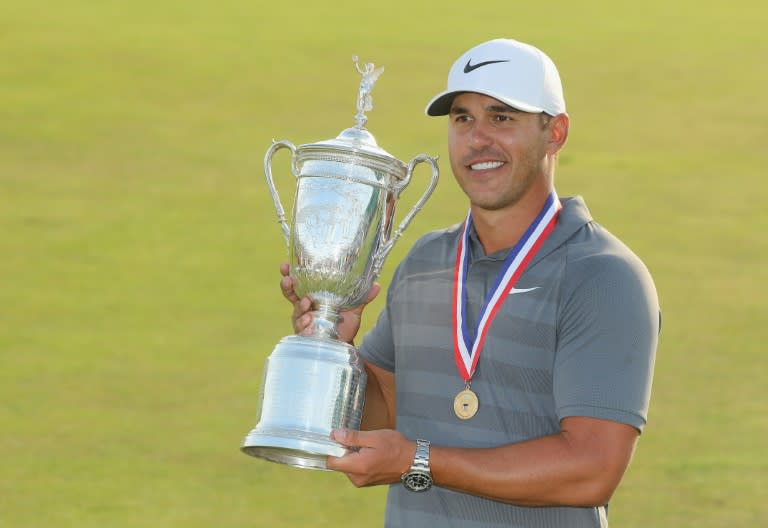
left=1, top=0, right=766, bottom=526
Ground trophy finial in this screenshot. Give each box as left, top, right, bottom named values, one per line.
left=352, top=55, right=384, bottom=130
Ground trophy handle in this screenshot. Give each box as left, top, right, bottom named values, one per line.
left=264, top=140, right=298, bottom=244
left=372, top=154, right=440, bottom=276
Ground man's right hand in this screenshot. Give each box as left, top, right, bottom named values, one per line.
left=279, top=263, right=380, bottom=345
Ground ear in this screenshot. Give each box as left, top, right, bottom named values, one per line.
left=547, top=113, right=569, bottom=154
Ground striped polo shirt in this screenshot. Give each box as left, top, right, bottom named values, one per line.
left=359, top=196, right=660, bottom=528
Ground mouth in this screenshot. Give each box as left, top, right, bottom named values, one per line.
left=468, top=160, right=505, bottom=171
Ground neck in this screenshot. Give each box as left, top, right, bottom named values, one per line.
left=472, top=187, right=555, bottom=255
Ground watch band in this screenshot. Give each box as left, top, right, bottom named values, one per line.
left=401, top=439, right=432, bottom=492
left=412, top=439, right=431, bottom=471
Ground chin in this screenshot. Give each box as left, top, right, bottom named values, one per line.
left=469, top=196, right=512, bottom=211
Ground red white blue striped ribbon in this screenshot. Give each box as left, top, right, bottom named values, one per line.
left=452, top=192, right=562, bottom=382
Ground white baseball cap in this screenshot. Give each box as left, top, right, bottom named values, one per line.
left=425, top=38, right=566, bottom=117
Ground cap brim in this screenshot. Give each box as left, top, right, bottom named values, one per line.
left=425, top=89, right=545, bottom=116
left=425, top=91, right=459, bottom=116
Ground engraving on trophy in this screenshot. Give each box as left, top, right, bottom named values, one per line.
left=291, top=172, right=386, bottom=311
left=294, top=180, right=371, bottom=253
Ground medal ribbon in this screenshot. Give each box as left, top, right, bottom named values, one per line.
left=452, top=192, right=562, bottom=382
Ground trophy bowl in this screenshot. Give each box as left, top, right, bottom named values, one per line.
left=241, top=57, right=439, bottom=470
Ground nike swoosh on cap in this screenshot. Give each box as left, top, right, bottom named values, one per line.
left=463, top=59, right=510, bottom=73
left=508, top=287, right=541, bottom=295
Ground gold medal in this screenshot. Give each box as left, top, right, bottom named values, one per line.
left=453, top=387, right=479, bottom=420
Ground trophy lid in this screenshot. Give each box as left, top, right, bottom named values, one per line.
left=294, top=57, right=407, bottom=180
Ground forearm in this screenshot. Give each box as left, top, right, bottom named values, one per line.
left=430, top=417, right=638, bottom=507
left=359, top=361, right=396, bottom=431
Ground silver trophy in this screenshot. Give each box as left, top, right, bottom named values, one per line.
left=241, top=57, right=439, bottom=470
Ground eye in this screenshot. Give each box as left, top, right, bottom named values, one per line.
left=493, top=114, right=514, bottom=122
left=452, top=114, right=472, bottom=124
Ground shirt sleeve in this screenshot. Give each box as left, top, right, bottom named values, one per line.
left=554, top=250, right=660, bottom=432
left=357, top=265, right=402, bottom=373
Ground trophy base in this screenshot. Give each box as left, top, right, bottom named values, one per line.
left=240, top=334, right=366, bottom=471
left=241, top=427, right=345, bottom=470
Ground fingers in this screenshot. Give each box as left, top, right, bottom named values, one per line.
left=292, top=296, right=314, bottom=335
left=280, top=264, right=299, bottom=304
left=281, top=266, right=377, bottom=340
left=280, top=263, right=314, bottom=335
left=331, top=428, right=364, bottom=448
left=326, top=429, right=369, bottom=475
left=326, top=429, right=412, bottom=487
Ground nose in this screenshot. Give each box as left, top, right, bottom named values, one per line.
left=469, top=121, right=493, bottom=148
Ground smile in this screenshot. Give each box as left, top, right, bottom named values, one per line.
left=470, top=160, right=505, bottom=171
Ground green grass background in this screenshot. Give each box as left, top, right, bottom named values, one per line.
left=1, top=0, right=766, bottom=526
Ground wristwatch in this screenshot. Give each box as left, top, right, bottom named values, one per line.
left=400, top=439, right=433, bottom=492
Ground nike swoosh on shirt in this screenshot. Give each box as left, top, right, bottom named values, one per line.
left=508, top=287, right=542, bottom=295
left=463, top=59, right=510, bottom=73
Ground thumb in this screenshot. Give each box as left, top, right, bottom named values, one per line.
left=364, top=283, right=381, bottom=305
left=332, top=428, right=368, bottom=448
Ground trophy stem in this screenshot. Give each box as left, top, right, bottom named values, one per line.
left=310, top=306, right=341, bottom=340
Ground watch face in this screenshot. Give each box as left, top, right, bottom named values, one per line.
left=403, top=471, right=432, bottom=492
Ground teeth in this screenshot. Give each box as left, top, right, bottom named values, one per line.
left=470, top=161, right=504, bottom=170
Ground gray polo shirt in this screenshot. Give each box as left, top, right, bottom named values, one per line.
left=359, top=196, right=660, bottom=528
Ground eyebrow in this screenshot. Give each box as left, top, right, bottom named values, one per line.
left=489, top=104, right=521, bottom=113
left=449, top=103, right=522, bottom=115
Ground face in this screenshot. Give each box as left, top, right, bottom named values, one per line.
left=447, top=93, right=558, bottom=212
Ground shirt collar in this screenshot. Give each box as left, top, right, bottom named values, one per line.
left=465, top=196, right=592, bottom=262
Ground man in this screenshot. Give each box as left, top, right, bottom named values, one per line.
left=281, top=38, right=660, bottom=528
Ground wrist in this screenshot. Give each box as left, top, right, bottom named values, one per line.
left=400, top=440, right=418, bottom=474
